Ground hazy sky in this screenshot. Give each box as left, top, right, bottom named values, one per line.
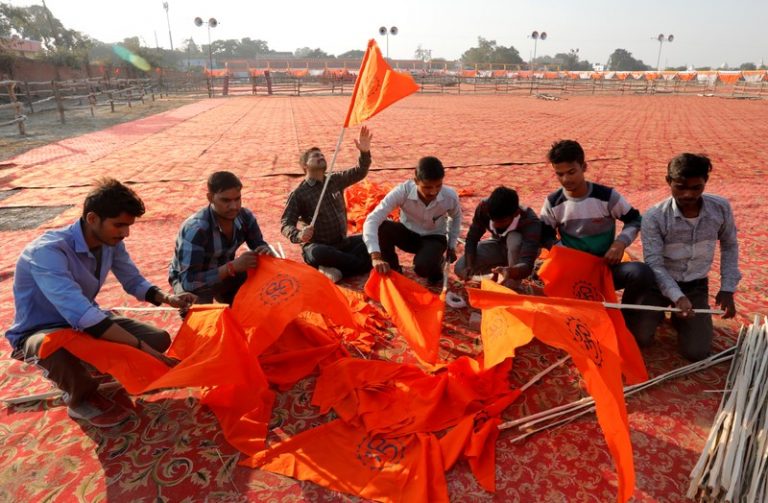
left=6, top=0, right=767, bottom=67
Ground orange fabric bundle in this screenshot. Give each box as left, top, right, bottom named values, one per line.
left=364, top=270, right=445, bottom=364
left=344, top=180, right=397, bottom=233
left=467, top=288, right=635, bottom=503
left=40, top=306, right=275, bottom=456
left=312, top=356, right=514, bottom=436
left=259, top=317, right=349, bottom=390
left=244, top=419, right=450, bottom=503
left=344, top=39, right=420, bottom=127
left=231, top=256, right=357, bottom=355
left=477, top=280, right=534, bottom=368
left=537, top=246, right=648, bottom=384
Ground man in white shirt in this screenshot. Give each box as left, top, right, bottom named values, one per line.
left=363, top=156, right=462, bottom=284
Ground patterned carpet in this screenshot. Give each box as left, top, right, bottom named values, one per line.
left=1, top=94, right=766, bottom=502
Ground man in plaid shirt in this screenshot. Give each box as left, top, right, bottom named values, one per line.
left=169, top=171, right=271, bottom=305
left=281, top=126, right=373, bottom=283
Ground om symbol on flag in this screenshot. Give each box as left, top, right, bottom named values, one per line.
left=259, top=274, right=299, bottom=306
left=565, top=316, right=604, bottom=367
left=572, top=280, right=600, bottom=301
left=356, top=434, right=406, bottom=471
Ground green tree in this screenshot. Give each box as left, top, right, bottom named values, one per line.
left=338, top=49, right=364, bottom=58
left=294, top=47, right=332, bottom=58
left=607, top=49, right=649, bottom=71
left=739, top=62, right=757, bottom=71
left=461, top=37, right=523, bottom=65
left=239, top=37, right=271, bottom=57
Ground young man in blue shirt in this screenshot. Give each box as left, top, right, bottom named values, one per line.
left=6, top=179, right=194, bottom=428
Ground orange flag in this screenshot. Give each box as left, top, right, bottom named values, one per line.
left=477, top=279, right=534, bottom=368
left=39, top=306, right=276, bottom=456
left=344, top=39, right=420, bottom=127
left=243, top=420, right=450, bottom=503
left=364, top=270, right=445, bottom=364
left=231, top=256, right=358, bottom=355
left=467, top=288, right=635, bottom=503
left=537, top=246, right=648, bottom=384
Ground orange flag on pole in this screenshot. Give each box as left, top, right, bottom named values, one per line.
left=344, top=39, right=420, bottom=127
left=537, top=245, right=648, bottom=384
left=364, top=270, right=445, bottom=364
left=467, top=288, right=635, bottom=503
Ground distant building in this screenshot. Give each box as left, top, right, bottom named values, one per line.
left=592, top=63, right=605, bottom=72
left=1, top=37, right=43, bottom=57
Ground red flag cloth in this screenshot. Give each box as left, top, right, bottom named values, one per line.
left=467, top=288, right=635, bottom=503
left=243, top=420, right=450, bottom=503
left=231, top=256, right=358, bottom=355
left=537, top=245, right=648, bottom=384
left=312, top=356, right=514, bottom=436
left=364, top=270, right=445, bottom=364
left=39, top=306, right=275, bottom=456
left=344, top=39, right=420, bottom=127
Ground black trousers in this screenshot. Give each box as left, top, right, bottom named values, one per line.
left=302, top=235, right=372, bottom=278
left=378, top=220, right=447, bottom=281
left=633, top=277, right=713, bottom=362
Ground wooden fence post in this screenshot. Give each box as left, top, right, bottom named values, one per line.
left=52, top=80, right=65, bottom=124
left=23, top=81, right=34, bottom=113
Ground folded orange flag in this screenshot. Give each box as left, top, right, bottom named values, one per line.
left=467, top=288, right=635, bottom=503
left=364, top=270, right=445, bottom=364
left=231, top=256, right=358, bottom=355
left=244, top=419, right=450, bottom=503
left=344, top=180, right=397, bottom=233
left=344, top=39, right=420, bottom=127
left=537, top=245, right=648, bottom=384
left=312, top=356, right=514, bottom=437
left=39, top=306, right=275, bottom=456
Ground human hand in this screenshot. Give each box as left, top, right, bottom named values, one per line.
left=232, top=251, right=259, bottom=272
left=372, top=258, right=391, bottom=275
left=299, top=226, right=314, bottom=243
left=603, top=241, right=626, bottom=265
left=675, top=296, right=694, bottom=319
left=354, top=125, right=372, bottom=153
left=253, top=244, right=273, bottom=256
left=446, top=248, right=458, bottom=264
left=715, top=291, right=736, bottom=319
left=165, top=292, right=197, bottom=309
left=139, top=340, right=180, bottom=368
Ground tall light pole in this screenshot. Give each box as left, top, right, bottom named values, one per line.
left=655, top=33, right=674, bottom=71
left=194, top=17, right=218, bottom=73
left=195, top=17, right=218, bottom=97
left=378, top=26, right=398, bottom=60
left=163, top=2, right=173, bottom=50
left=529, top=30, right=547, bottom=70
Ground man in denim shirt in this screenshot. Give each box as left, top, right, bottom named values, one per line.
left=640, top=153, right=741, bottom=361
left=6, top=179, right=194, bottom=427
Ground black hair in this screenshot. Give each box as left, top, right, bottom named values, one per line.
left=487, top=186, right=520, bottom=220
left=547, top=139, right=585, bottom=165
left=207, top=171, right=243, bottom=194
left=82, top=178, right=145, bottom=219
left=667, top=153, right=712, bottom=181
left=415, top=156, right=445, bottom=181
left=299, top=147, right=321, bottom=167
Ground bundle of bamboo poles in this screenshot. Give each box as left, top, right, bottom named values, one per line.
left=688, top=316, right=768, bottom=502
left=498, top=345, right=736, bottom=440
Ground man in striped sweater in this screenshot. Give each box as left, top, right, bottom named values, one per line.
left=539, top=139, right=656, bottom=342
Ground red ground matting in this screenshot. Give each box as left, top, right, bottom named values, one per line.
left=1, top=94, right=766, bottom=502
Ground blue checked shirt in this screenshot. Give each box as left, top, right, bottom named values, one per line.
left=6, top=220, right=154, bottom=350
left=169, top=205, right=266, bottom=293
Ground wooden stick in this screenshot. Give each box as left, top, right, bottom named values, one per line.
left=602, top=302, right=725, bottom=315
left=520, top=355, right=571, bottom=393
left=2, top=381, right=122, bottom=405
left=309, top=126, right=346, bottom=226
left=110, top=306, right=177, bottom=312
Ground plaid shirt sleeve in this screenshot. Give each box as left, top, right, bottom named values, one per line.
left=516, top=208, right=543, bottom=273
left=281, top=190, right=304, bottom=243
left=464, top=200, right=490, bottom=260
left=174, top=222, right=222, bottom=292
left=334, top=151, right=372, bottom=189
